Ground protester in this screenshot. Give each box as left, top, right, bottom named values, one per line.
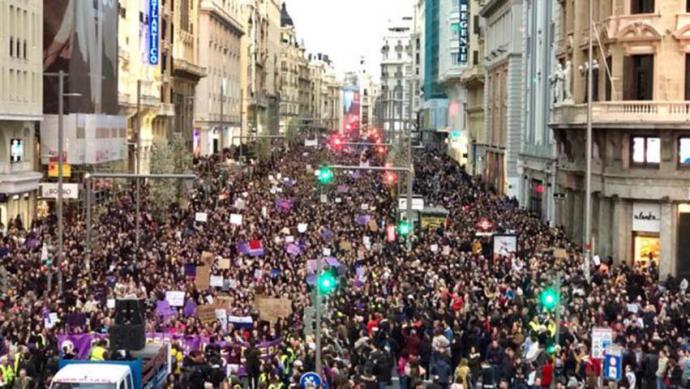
left=0, top=135, right=688, bottom=389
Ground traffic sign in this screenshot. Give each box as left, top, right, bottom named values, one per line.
left=603, top=349, right=623, bottom=382
left=300, top=372, right=322, bottom=388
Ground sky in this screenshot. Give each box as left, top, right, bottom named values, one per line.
left=283, top=0, right=415, bottom=80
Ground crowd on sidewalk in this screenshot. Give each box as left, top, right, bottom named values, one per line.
left=0, top=138, right=689, bottom=389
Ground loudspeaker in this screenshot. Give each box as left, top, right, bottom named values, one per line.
left=109, top=299, right=146, bottom=351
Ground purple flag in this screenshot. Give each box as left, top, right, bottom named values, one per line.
left=275, top=198, right=294, bottom=212
left=320, top=228, right=334, bottom=241
left=183, top=299, right=197, bottom=317
left=184, top=264, right=197, bottom=278
left=156, top=300, right=176, bottom=318
left=337, top=184, right=349, bottom=193
left=325, top=257, right=341, bottom=267
left=286, top=243, right=302, bottom=256
left=355, top=214, right=370, bottom=226
left=237, top=241, right=265, bottom=257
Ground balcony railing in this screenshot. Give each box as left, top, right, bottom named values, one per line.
left=551, top=101, right=690, bottom=126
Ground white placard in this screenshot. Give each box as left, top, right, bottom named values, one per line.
left=210, top=275, right=224, bottom=288
left=44, top=312, right=59, bottom=329
left=285, top=235, right=295, bottom=243
left=320, top=194, right=327, bottom=203
left=591, top=327, right=614, bottom=359
left=323, top=248, right=332, bottom=256
left=298, top=223, right=308, bottom=233
left=40, top=183, right=80, bottom=199
left=335, top=197, right=342, bottom=203
left=363, top=236, right=371, bottom=249
left=195, top=212, right=208, bottom=223
left=215, top=309, right=228, bottom=331
left=166, top=291, right=185, bottom=307
left=361, top=204, right=369, bottom=210
left=230, top=214, right=243, bottom=225
left=430, top=244, right=439, bottom=253
left=106, top=299, right=115, bottom=309
left=632, top=202, right=661, bottom=232
left=205, top=295, right=214, bottom=304
left=261, top=206, right=268, bottom=218
left=398, top=197, right=425, bottom=211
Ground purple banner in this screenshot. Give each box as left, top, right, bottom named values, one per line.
left=286, top=243, right=302, bottom=256
left=355, top=214, right=370, bottom=226
left=183, top=299, right=197, bottom=317
left=275, top=198, right=294, bottom=212
left=156, top=300, right=175, bottom=318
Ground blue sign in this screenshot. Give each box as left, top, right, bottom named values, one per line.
left=458, top=0, right=469, bottom=64
left=603, top=353, right=622, bottom=382
left=147, top=0, right=160, bottom=65
left=300, top=372, right=322, bottom=388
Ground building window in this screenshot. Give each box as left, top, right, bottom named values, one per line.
left=630, top=0, right=654, bottom=14
left=679, top=137, right=690, bottom=166
left=605, top=56, right=613, bottom=101
left=623, top=55, right=654, bottom=100
left=631, top=136, right=660, bottom=166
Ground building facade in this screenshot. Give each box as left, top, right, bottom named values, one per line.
left=173, top=0, right=206, bottom=151
left=480, top=0, right=523, bottom=196
left=195, top=0, right=244, bottom=155
left=0, top=0, right=43, bottom=229
left=380, top=17, right=415, bottom=135
left=420, top=0, right=448, bottom=143
left=550, top=0, right=690, bottom=278
left=308, top=54, right=340, bottom=132
left=278, top=3, right=306, bottom=135
left=518, top=0, right=557, bottom=223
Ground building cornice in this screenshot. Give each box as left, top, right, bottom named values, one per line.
left=0, top=113, right=43, bottom=121
left=200, top=0, right=245, bottom=36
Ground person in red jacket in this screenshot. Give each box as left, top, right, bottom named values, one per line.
left=541, top=358, right=554, bottom=388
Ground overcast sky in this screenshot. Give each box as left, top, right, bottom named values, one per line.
left=283, top=0, right=414, bottom=79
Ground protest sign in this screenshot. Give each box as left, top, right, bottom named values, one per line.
left=255, top=297, right=293, bottom=323
left=297, top=223, right=308, bottom=233
left=197, top=305, right=217, bottom=324
left=553, top=248, right=568, bottom=259
left=201, top=251, right=214, bottom=266
left=215, top=309, right=228, bottom=331
left=156, top=300, right=176, bottom=318
left=323, top=248, right=332, bottom=256
left=217, top=258, right=230, bottom=270
left=368, top=219, right=378, bottom=232
left=339, top=240, right=352, bottom=251
left=44, top=312, right=58, bottom=329
left=195, top=212, right=208, bottom=223
left=430, top=244, right=439, bottom=253
left=106, top=299, right=115, bottom=309
left=493, top=234, right=518, bottom=259
left=287, top=243, right=302, bottom=256
left=285, top=235, right=295, bottom=243
left=195, top=265, right=211, bottom=290
left=166, top=291, right=185, bottom=307
left=230, top=214, right=243, bottom=225
left=210, top=275, right=224, bottom=288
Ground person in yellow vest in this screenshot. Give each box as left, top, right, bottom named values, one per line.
left=0, top=355, right=14, bottom=388
left=90, top=340, right=108, bottom=361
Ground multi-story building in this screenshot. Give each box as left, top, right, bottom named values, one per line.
left=308, top=53, right=340, bottom=132
left=173, top=0, right=206, bottom=151
left=359, top=70, right=380, bottom=132
left=479, top=0, right=523, bottom=196
left=243, top=0, right=281, bottom=135
left=420, top=0, right=448, bottom=141
left=195, top=0, right=244, bottom=155
left=42, top=1, right=127, bottom=177
left=519, top=0, right=557, bottom=222
left=117, top=0, right=169, bottom=173
left=459, top=1, right=485, bottom=176
left=550, top=0, right=690, bottom=278
left=380, top=17, right=415, bottom=136
left=437, top=0, right=478, bottom=164
left=278, top=2, right=306, bottom=135
left=0, top=0, right=42, bottom=229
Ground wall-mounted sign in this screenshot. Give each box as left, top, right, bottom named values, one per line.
left=458, top=0, right=469, bottom=64
left=632, top=202, right=661, bottom=233
left=40, top=183, right=80, bottom=199
left=147, top=0, right=160, bottom=65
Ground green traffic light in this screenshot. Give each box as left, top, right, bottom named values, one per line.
left=317, top=166, right=334, bottom=185
left=317, top=272, right=337, bottom=295
left=398, top=220, right=412, bottom=236
left=540, top=288, right=559, bottom=310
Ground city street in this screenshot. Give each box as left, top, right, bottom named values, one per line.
left=1, top=0, right=690, bottom=388
left=0, top=136, right=684, bottom=388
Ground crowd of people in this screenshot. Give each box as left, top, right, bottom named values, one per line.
left=0, top=135, right=688, bottom=389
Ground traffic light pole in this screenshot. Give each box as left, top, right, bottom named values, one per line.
left=326, top=165, right=414, bottom=246
left=315, top=185, right=324, bottom=377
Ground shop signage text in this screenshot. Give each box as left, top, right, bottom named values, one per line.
left=458, top=0, right=469, bottom=64
left=147, top=0, right=160, bottom=65
left=632, top=202, right=661, bottom=233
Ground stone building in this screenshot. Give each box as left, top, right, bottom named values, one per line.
left=195, top=0, right=244, bottom=155
left=550, top=0, right=690, bottom=277
left=278, top=2, right=307, bottom=135
left=479, top=0, right=523, bottom=196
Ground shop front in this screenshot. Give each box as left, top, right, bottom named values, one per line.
left=631, top=202, right=661, bottom=268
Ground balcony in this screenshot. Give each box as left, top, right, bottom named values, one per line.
left=601, top=13, right=662, bottom=46
left=550, top=101, right=690, bottom=129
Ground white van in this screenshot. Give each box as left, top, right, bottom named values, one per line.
left=50, top=364, right=135, bottom=389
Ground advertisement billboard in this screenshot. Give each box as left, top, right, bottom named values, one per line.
left=43, top=0, right=119, bottom=115
left=458, top=0, right=469, bottom=64
left=342, top=86, right=360, bottom=136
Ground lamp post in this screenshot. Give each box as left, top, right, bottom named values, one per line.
left=44, top=71, right=81, bottom=295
